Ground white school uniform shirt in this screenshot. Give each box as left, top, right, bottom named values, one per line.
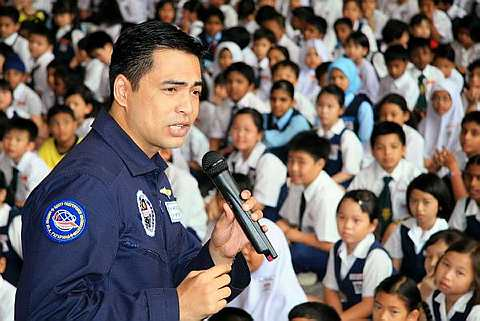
left=432, top=9, right=454, bottom=44
left=279, top=171, right=343, bottom=243
left=219, top=4, right=238, bottom=28
left=449, top=197, right=480, bottom=232
left=382, top=0, right=419, bottom=21
left=323, top=233, right=393, bottom=297
left=358, top=59, right=380, bottom=102
left=363, top=10, right=389, bottom=40
left=384, top=217, right=449, bottom=258
left=242, top=47, right=258, bottom=68
left=408, top=64, right=445, bottom=101
left=227, top=142, right=287, bottom=207
left=452, top=41, right=480, bottom=71
left=76, top=117, right=94, bottom=139
left=210, top=92, right=270, bottom=139
left=30, top=51, right=55, bottom=104
left=349, top=159, right=423, bottom=221
left=0, top=151, right=49, bottom=203
left=317, top=119, right=364, bottom=175
left=447, top=3, right=467, bottom=19
left=179, top=125, right=209, bottom=167
left=229, top=219, right=307, bottom=321
left=446, top=68, right=465, bottom=94
left=195, top=100, right=216, bottom=138
left=8, top=215, right=22, bottom=259
left=353, top=20, right=378, bottom=54
left=11, top=83, right=43, bottom=117
left=84, top=58, right=110, bottom=103
left=294, top=92, right=317, bottom=125
left=403, top=124, right=426, bottom=170
left=428, top=290, right=480, bottom=321
left=313, top=0, right=343, bottom=27
left=278, top=34, right=300, bottom=64
left=55, top=25, right=85, bottom=52
left=0, top=275, right=15, bottom=321
left=164, top=164, right=207, bottom=240
left=379, top=72, right=420, bottom=111
left=2, top=32, right=32, bottom=71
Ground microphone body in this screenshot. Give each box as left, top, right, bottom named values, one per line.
left=203, top=152, right=277, bottom=261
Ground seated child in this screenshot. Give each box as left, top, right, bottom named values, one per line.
left=229, top=219, right=307, bottom=321
left=0, top=245, right=15, bottom=321
left=385, top=173, right=451, bottom=282
left=38, top=105, right=79, bottom=169
left=278, top=131, right=344, bottom=280
left=433, top=44, right=464, bottom=93
left=0, top=6, right=31, bottom=71
left=64, top=84, right=97, bottom=139
left=289, top=302, right=340, bottom=321
left=297, top=39, right=330, bottom=100
left=323, top=189, right=393, bottom=320
left=418, top=0, right=453, bottom=44
left=211, top=41, right=244, bottom=78
left=463, top=59, right=480, bottom=112
left=0, top=118, right=48, bottom=207
left=349, top=122, right=422, bottom=239
left=342, top=0, right=378, bottom=54
left=332, top=18, right=353, bottom=59
left=252, top=28, right=276, bottom=100
left=316, top=85, right=363, bottom=187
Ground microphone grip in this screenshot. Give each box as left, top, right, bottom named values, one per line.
left=212, top=173, right=277, bottom=261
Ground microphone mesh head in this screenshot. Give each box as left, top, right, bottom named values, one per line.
left=202, top=151, right=228, bottom=177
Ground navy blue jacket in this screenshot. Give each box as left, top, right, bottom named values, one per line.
left=15, top=109, right=250, bottom=320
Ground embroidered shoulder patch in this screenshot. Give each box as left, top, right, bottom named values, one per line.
left=43, top=199, right=87, bottom=243
left=136, top=190, right=156, bottom=237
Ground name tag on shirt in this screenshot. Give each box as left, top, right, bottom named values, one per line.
left=350, top=273, right=363, bottom=295
left=165, top=201, right=182, bottom=223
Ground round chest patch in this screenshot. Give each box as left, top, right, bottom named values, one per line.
left=136, top=190, right=156, bottom=237
left=43, top=199, right=87, bottom=243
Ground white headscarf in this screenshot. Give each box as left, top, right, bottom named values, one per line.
left=300, top=39, right=331, bottom=70
left=228, top=219, right=307, bottom=321
left=211, top=41, right=244, bottom=77
left=420, top=78, right=464, bottom=158
left=297, top=39, right=331, bottom=97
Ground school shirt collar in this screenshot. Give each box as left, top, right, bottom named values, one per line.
left=392, top=72, right=411, bottom=89
left=303, top=170, right=329, bottom=203
left=273, top=108, right=295, bottom=130
left=434, top=290, right=475, bottom=317
left=2, top=32, right=18, bottom=46
left=91, top=108, right=167, bottom=176
left=15, top=150, right=35, bottom=173
left=316, top=119, right=346, bottom=139
left=33, top=51, right=54, bottom=67
left=465, top=198, right=480, bottom=220
left=338, top=233, right=375, bottom=261
left=56, top=24, right=72, bottom=40
left=373, top=158, right=406, bottom=183
left=228, top=92, right=254, bottom=109
left=230, top=142, right=266, bottom=170
left=408, top=218, right=449, bottom=254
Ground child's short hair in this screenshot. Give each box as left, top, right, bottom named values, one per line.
left=29, top=23, right=55, bottom=45
left=409, top=13, right=430, bottom=30
left=0, top=171, right=7, bottom=190
left=453, top=15, right=480, bottom=42
left=291, top=6, right=314, bottom=22
left=305, top=15, right=328, bottom=36
left=408, top=37, right=432, bottom=55
left=424, top=229, right=466, bottom=252
left=338, top=189, right=378, bottom=222
left=210, top=307, right=253, bottom=321
left=52, top=0, right=77, bottom=15
left=406, top=173, right=453, bottom=220
left=214, top=71, right=227, bottom=86
left=271, top=60, right=300, bottom=79
left=315, top=61, right=331, bottom=81
left=6, top=117, right=38, bottom=142
left=237, top=0, right=255, bottom=21
left=288, top=130, right=330, bottom=162
left=65, top=84, right=98, bottom=117
left=346, top=31, right=370, bottom=54
left=377, top=93, right=409, bottom=114
left=202, top=6, right=225, bottom=24
left=255, top=6, right=285, bottom=28
left=4, top=53, right=26, bottom=73
left=268, top=45, right=290, bottom=61
left=370, top=121, right=406, bottom=148
left=47, top=105, right=76, bottom=124
left=0, top=6, right=20, bottom=23
left=0, top=79, right=12, bottom=93
left=384, top=45, right=409, bottom=63
left=381, top=19, right=409, bottom=44
left=462, top=111, right=480, bottom=127
left=253, top=27, right=276, bottom=44
left=232, top=108, right=264, bottom=133
left=224, top=62, right=255, bottom=85
left=317, top=84, right=345, bottom=106
left=468, top=58, right=480, bottom=74
left=288, top=302, right=340, bottom=321
left=271, top=80, right=295, bottom=99
left=334, top=17, right=353, bottom=31
left=222, top=26, right=251, bottom=49
left=434, top=44, right=455, bottom=63
left=84, top=31, right=113, bottom=56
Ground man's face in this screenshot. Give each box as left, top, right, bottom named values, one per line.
left=117, top=49, right=202, bottom=157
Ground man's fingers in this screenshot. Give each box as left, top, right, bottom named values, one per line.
left=185, top=270, right=203, bottom=279
left=240, top=189, right=251, bottom=200
left=203, top=264, right=232, bottom=279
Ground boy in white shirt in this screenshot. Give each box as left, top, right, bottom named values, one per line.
left=349, top=122, right=423, bottom=240
left=84, top=31, right=113, bottom=103
left=379, top=45, right=419, bottom=111
left=0, top=255, right=15, bottom=321
left=0, top=118, right=49, bottom=208
left=418, top=0, right=453, bottom=44
left=278, top=131, right=344, bottom=280
left=433, top=44, right=464, bottom=93
left=252, top=28, right=276, bottom=101
left=0, top=6, right=31, bottom=72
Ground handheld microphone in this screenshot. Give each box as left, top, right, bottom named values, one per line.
left=202, top=151, right=278, bottom=261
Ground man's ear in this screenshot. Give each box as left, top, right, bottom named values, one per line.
left=113, top=74, right=131, bottom=108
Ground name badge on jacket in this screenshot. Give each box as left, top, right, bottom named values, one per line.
left=165, top=201, right=182, bottom=223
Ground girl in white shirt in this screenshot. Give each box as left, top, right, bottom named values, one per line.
left=65, top=84, right=97, bottom=139
left=428, top=238, right=480, bottom=321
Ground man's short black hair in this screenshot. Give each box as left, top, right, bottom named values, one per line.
left=305, top=15, right=328, bottom=36
left=29, top=23, right=55, bottom=45
left=289, top=131, right=330, bottom=162
left=253, top=27, right=276, bottom=44
left=109, top=21, right=204, bottom=110
left=382, top=19, right=409, bottom=44
left=224, top=62, right=255, bottom=85
left=384, top=44, right=409, bottom=63
left=47, top=105, right=76, bottom=124
left=288, top=302, right=341, bottom=321
left=6, top=117, right=38, bottom=142
left=370, top=121, right=406, bottom=148
left=84, top=31, right=113, bottom=57
left=0, top=6, right=20, bottom=23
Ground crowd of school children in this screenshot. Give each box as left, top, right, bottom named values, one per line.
left=1, top=0, right=480, bottom=320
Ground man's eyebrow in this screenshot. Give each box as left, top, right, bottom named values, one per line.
left=161, top=80, right=203, bottom=87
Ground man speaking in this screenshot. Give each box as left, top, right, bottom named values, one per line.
left=15, top=21, right=259, bottom=321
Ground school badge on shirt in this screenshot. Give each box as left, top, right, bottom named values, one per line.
left=136, top=190, right=156, bottom=237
